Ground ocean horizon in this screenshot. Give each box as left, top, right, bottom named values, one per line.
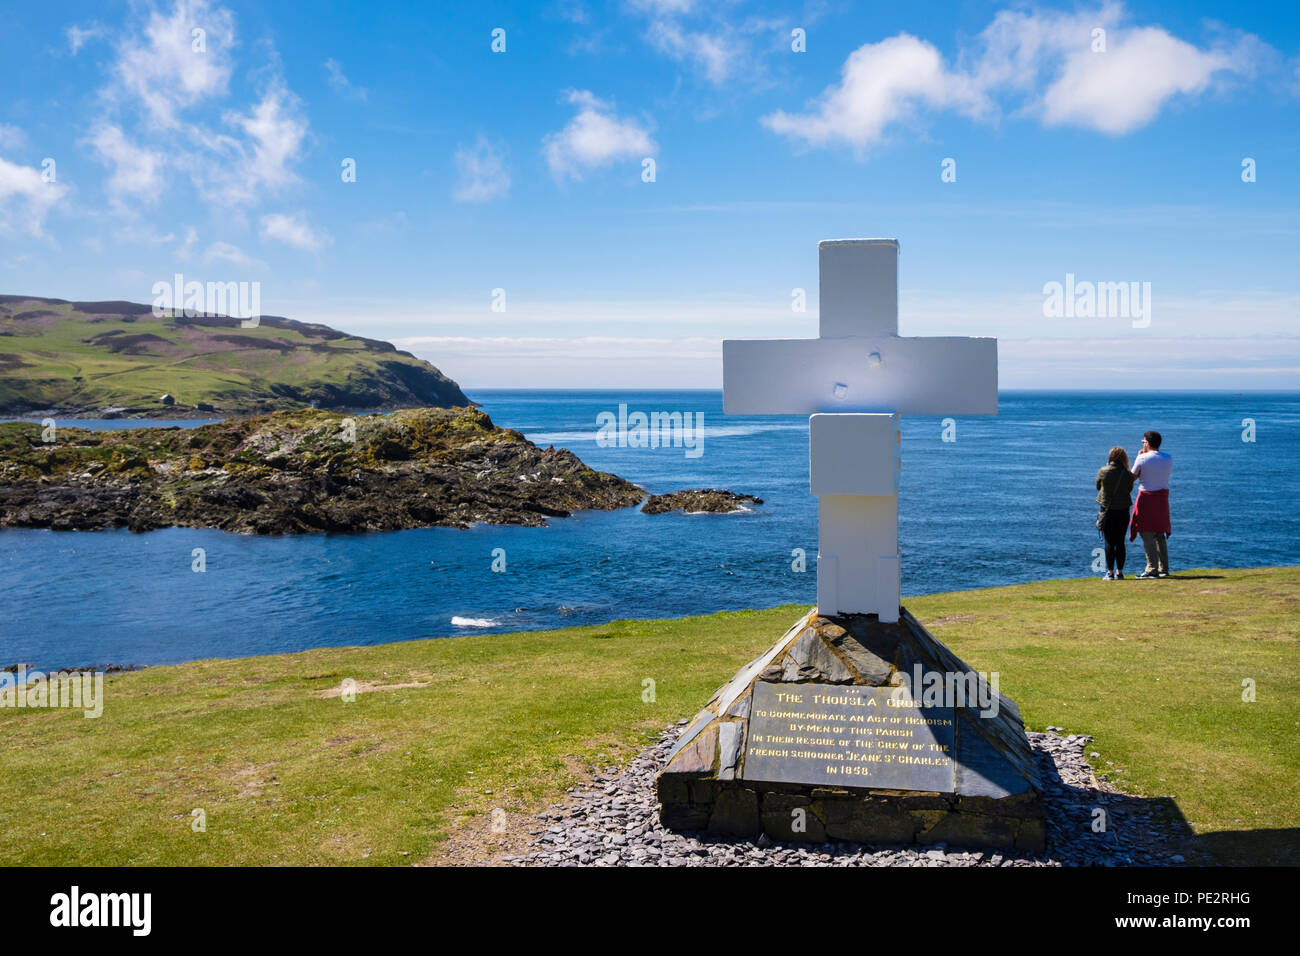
left=3, top=388, right=1298, bottom=671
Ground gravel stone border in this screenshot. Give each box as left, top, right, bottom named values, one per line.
left=508, top=723, right=1198, bottom=867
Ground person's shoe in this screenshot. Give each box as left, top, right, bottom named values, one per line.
left=1137, top=570, right=1159, bottom=579
left=1157, top=570, right=1171, bottom=578
left=1115, top=571, right=1125, bottom=580
left=1102, top=571, right=1114, bottom=580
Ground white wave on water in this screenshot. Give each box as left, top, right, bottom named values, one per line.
left=682, top=504, right=756, bottom=515
left=527, top=422, right=806, bottom=444
left=450, top=616, right=500, bottom=628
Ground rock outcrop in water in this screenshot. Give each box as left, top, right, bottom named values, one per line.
left=0, top=407, right=645, bottom=533
left=641, top=489, right=763, bottom=514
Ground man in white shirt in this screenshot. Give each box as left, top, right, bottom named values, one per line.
left=1130, top=430, right=1173, bottom=578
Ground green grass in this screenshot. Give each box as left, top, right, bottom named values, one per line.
left=2, top=566, right=1296, bottom=866
left=0, top=298, right=463, bottom=413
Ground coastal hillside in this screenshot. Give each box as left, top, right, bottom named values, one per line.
left=0, top=407, right=644, bottom=533
left=0, top=296, right=468, bottom=417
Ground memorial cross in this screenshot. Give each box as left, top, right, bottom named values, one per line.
left=722, top=239, right=997, bottom=623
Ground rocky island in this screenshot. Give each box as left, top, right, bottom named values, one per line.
left=0, top=296, right=762, bottom=534
left=0, top=407, right=647, bottom=533
left=641, top=489, right=763, bottom=514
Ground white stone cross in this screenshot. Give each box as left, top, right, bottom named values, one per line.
left=723, top=239, right=998, bottom=623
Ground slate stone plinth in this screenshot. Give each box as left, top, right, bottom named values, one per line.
left=655, top=608, right=1045, bottom=852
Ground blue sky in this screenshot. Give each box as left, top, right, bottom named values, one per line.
left=1, top=0, right=1297, bottom=388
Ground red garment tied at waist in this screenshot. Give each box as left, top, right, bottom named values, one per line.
left=1130, top=487, right=1170, bottom=541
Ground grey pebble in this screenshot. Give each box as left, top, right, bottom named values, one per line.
left=508, top=724, right=1192, bottom=868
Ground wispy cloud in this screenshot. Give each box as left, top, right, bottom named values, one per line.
left=323, top=58, right=368, bottom=102
left=259, top=211, right=328, bottom=251
left=200, top=83, right=309, bottom=204
left=0, top=125, right=26, bottom=151
left=387, top=333, right=1300, bottom=389
left=387, top=332, right=1300, bottom=390
left=453, top=136, right=510, bottom=202
left=65, top=22, right=106, bottom=55
left=552, top=0, right=590, bottom=25
left=203, top=239, right=263, bottom=269
left=177, top=226, right=199, bottom=259
left=998, top=337, right=1300, bottom=389
left=86, top=0, right=309, bottom=210
left=108, top=0, right=235, bottom=129
left=87, top=124, right=165, bottom=204
left=629, top=0, right=789, bottom=86
left=392, top=334, right=722, bottom=387
left=0, top=156, right=65, bottom=238
left=645, top=17, right=739, bottom=84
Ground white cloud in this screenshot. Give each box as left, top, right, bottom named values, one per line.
left=186, top=83, right=309, bottom=205
left=997, top=337, right=1300, bottom=390
left=392, top=335, right=721, bottom=388
left=629, top=0, right=697, bottom=13
left=88, top=124, right=165, bottom=202
left=553, top=0, right=591, bottom=24
left=221, top=85, right=308, bottom=198
left=542, top=90, right=656, bottom=181
left=628, top=0, right=788, bottom=86
left=0, top=125, right=26, bottom=151
left=177, top=226, right=199, bottom=259
left=763, top=3, right=1266, bottom=149
left=110, top=0, right=235, bottom=128
left=970, top=3, right=1245, bottom=133
left=964, top=5, right=1119, bottom=95
left=84, top=1, right=308, bottom=211
left=1040, top=28, right=1232, bottom=133
left=323, top=58, right=367, bottom=102
left=385, top=332, right=1300, bottom=389
left=645, top=17, right=739, bottom=84
left=66, top=23, right=106, bottom=55
left=0, top=156, right=65, bottom=237
left=453, top=137, right=510, bottom=202
left=764, top=34, right=988, bottom=151
left=259, top=212, right=328, bottom=251
left=203, top=240, right=263, bottom=269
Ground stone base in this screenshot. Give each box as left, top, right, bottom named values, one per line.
left=658, top=779, right=1045, bottom=853
left=656, top=607, right=1045, bottom=853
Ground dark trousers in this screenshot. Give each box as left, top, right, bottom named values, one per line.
left=1100, top=509, right=1129, bottom=572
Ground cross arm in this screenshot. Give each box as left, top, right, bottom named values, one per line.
left=722, top=335, right=997, bottom=415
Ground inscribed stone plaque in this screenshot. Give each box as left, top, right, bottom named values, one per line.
left=741, top=681, right=955, bottom=792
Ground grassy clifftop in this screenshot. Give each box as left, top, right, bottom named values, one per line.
left=0, top=566, right=1294, bottom=866
left=0, top=295, right=468, bottom=417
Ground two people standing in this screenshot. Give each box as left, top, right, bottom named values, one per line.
left=1095, top=430, right=1173, bottom=580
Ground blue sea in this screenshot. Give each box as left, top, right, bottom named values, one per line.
left=3, top=390, right=1298, bottom=670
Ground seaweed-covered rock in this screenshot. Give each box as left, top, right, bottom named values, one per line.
left=0, top=407, right=645, bottom=534
left=641, top=488, right=762, bottom=515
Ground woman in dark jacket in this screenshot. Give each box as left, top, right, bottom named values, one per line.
left=1096, top=446, right=1135, bottom=580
